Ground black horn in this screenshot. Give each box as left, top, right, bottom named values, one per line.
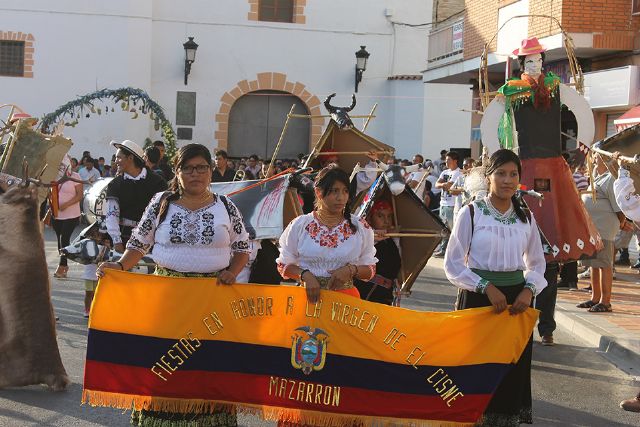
left=346, top=94, right=357, bottom=112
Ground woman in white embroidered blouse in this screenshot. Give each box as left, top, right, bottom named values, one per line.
left=96, top=144, right=248, bottom=427
left=277, top=166, right=377, bottom=303
left=97, top=144, right=250, bottom=281
left=444, top=149, right=547, bottom=427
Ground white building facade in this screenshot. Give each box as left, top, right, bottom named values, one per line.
left=0, top=0, right=433, bottom=161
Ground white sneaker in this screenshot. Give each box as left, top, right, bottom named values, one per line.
left=578, top=270, right=591, bottom=280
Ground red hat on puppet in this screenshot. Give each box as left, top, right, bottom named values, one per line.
left=512, top=37, right=546, bottom=57
left=10, top=111, right=33, bottom=122
left=371, top=199, right=392, bottom=214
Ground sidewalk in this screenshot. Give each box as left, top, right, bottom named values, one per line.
left=555, top=266, right=640, bottom=375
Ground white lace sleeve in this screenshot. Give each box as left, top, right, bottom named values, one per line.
left=356, top=217, right=378, bottom=266
left=443, top=205, right=486, bottom=293
left=126, top=192, right=164, bottom=255
left=523, top=214, right=548, bottom=296
left=276, top=216, right=303, bottom=278
left=614, top=168, right=640, bottom=222
left=104, top=199, right=122, bottom=245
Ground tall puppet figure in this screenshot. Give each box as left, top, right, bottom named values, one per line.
left=481, top=37, right=602, bottom=263
left=481, top=37, right=602, bottom=346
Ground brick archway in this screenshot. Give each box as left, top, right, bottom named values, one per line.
left=215, top=72, right=324, bottom=152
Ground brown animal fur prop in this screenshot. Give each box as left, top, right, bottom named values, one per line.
left=0, top=183, right=69, bottom=390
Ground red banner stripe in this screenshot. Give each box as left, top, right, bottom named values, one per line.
left=85, top=360, right=489, bottom=423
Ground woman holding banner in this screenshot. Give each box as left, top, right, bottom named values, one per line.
left=277, top=166, right=377, bottom=304
left=97, top=143, right=250, bottom=427
left=444, top=149, right=547, bottom=426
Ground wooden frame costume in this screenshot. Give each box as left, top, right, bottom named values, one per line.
left=481, top=38, right=602, bottom=262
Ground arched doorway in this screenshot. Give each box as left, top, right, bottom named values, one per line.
left=228, top=90, right=310, bottom=159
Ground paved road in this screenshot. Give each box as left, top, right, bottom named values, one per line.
left=0, top=229, right=638, bottom=426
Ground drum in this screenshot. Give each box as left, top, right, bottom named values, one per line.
left=82, top=178, right=113, bottom=223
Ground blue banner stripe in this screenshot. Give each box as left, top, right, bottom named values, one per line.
left=87, top=328, right=511, bottom=396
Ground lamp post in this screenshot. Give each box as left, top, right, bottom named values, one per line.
left=355, top=45, right=370, bottom=93
left=183, top=37, right=199, bottom=85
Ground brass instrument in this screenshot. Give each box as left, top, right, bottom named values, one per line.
left=233, top=169, right=245, bottom=181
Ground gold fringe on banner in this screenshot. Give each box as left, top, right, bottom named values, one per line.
left=82, top=389, right=474, bottom=427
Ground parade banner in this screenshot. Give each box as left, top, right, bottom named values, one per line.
left=83, top=271, right=538, bottom=426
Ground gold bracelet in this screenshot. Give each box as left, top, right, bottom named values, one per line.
left=349, top=264, right=357, bottom=278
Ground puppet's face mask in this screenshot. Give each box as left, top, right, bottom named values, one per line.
left=524, top=53, right=543, bottom=76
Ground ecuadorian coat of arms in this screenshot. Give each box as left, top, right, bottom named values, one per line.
left=290, top=326, right=328, bottom=375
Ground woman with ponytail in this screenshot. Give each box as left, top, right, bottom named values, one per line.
left=444, top=149, right=547, bottom=426
left=97, top=143, right=250, bottom=427
left=277, top=165, right=377, bottom=303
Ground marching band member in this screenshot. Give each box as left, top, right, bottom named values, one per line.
left=277, top=166, right=377, bottom=304
left=83, top=140, right=167, bottom=318
left=98, top=143, right=250, bottom=426
left=444, top=149, right=547, bottom=427
left=612, top=152, right=640, bottom=413
left=613, top=154, right=640, bottom=222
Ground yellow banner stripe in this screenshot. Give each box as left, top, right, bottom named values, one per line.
left=90, top=271, right=538, bottom=367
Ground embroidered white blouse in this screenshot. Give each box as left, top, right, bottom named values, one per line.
left=126, top=192, right=251, bottom=273
left=276, top=212, right=378, bottom=279
left=444, top=198, right=547, bottom=295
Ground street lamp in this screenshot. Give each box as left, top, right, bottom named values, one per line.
left=183, top=37, right=199, bottom=85
left=355, top=45, right=370, bottom=93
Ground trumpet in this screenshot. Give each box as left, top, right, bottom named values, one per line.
left=233, top=169, right=245, bottom=181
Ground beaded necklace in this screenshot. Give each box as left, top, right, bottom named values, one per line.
left=479, top=197, right=517, bottom=225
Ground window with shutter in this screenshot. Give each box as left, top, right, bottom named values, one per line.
left=0, top=41, right=25, bottom=77
left=259, top=0, right=294, bottom=23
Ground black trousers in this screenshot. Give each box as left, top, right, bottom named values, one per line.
left=52, top=217, right=79, bottom=266
left=535, top=263, right=558, bottom=337
left=560, top=261, right=578, bottom=284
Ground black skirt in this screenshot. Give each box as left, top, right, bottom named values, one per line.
left=458, top=284, right=533, bottom=426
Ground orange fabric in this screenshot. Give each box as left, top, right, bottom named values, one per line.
left=520, top=157, right=603, bottom=262
left=507, top=80, right=530, bottom=88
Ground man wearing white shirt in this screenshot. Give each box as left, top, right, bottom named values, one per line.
left=434, top=149, right=448, bottom=176
left=78, top=157, right=101, bottom=190
left=355, top=159, right=378, bottom=194
left=407, top=154, right=428, bottom=199
left=433, top=151, right=463, bottom=257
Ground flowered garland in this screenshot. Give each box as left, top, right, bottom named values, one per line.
left=38, top=87, right=177, bottom=160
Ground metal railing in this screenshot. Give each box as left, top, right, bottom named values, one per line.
left=428, top=19, right=464, bottom=63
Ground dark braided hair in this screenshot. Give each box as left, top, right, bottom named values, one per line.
left=313, top=166, right=357, bottom=232
left=157, top=144, right=213, bottom=224
left=485, top=149, right=528, bottom=223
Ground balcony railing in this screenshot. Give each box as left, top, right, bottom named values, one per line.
left=428, top=19, right=463, bottom=65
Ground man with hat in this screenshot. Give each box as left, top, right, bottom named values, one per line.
left=104, top=140, right=167, bottom=254
left=82, top=140, right=166, bottom=317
